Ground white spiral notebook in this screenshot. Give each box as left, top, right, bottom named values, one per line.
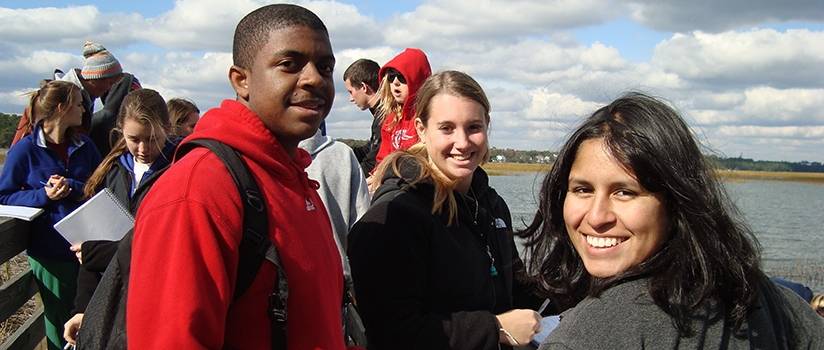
left=54, top=188, right=134, bottom=244
left=0, top=205, right=44, bottom=221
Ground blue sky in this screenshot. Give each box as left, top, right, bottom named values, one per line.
left=1, top=0, right=823, bottom=162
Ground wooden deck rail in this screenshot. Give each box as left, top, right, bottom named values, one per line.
left=0, top=217, right=44, bottom=350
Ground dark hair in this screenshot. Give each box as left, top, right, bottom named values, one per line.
left=520, top=92, right=764, bottom=334
left=233, top=4, right=328, bottom=69
left=343, top=59, right=380, bottom=92
left=166, top=98, right=199, bottom=135
left=84, top=89, right=171, bottom=198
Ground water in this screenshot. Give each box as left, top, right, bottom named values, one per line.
left=489, top=173, right=824, bottom=292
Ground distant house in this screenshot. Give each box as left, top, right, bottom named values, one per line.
left=494, top=155, right=506, bottom=163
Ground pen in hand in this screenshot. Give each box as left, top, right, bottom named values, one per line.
left=40, top=181, right=53, bottom=188
left=537, top=298, right=551, bottom=316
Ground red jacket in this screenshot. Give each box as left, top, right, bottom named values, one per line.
left=127, top=100, right=345, bottom=349
left=375, top=48, right=431, bottom=166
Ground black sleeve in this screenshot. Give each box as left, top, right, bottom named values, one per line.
left=359, top=116, right=382, bottom=174
left=360, top=145, right=378, bottom=175
left=90, top=73, right=134, bottom=155
left=348, top=198, right=500, bottom=350
left=73, top=264, right=102, bottom=313
left=352, top=143, right=368, bottom=163
left=81, top=239, right=119, bottom=272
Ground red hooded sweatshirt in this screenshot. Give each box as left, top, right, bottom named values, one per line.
left=127, top=100, right=345, bottom=349
left=374, top=48, right=431, bottom=166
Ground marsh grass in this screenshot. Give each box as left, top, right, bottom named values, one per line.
left=482, top=162, right=549, bottom=176
left=716, top=170, right=824, bottom=184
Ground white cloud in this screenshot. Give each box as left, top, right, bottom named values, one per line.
left=0, top=89, right=32, bottom=112
left=524, top=88, right=600, bottom=120
left=627, top=0, right=824, bottom=33
left=716, top=125, right=824, bottom=139
left=0, top=51, right=80, bottom=89
left=739, top=87, right=824, bottom=124
left=1, top=1, right=823, bottom=162
left=652, top=29, right=824, bottom=88
left=0, top=6, right=101, bottom=44
left=686, top=87, right=824, bottom=126
left=384, top=0, right=616, bottom=49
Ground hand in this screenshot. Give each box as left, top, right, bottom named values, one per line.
left=496, top=309, right=541, bottom=346
left=44, top=175, right=71, bottom=200
left=70, top=243, right=83, bottom=264
left=64, top=313, right=84, bottom=345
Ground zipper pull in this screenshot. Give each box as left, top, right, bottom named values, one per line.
left=486, top=245, right=498, bottom=276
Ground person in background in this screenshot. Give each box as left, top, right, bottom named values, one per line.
left=167, top=97, right=200, bottom=137
left=368, top=48, right=431, bottom=189
left=0, top=80, right=101, bottom=350
left=520, top=93, right=824, bottom=349
left=126, top=4, right=345, bottom=348
left=62, top=89, right=181, bottom=346
left=348, top=71, right=541, bottom=350
left=343, top=58, right=381, bottom=174
left=299, top=127, right=370, bottom=289
left=12, top=41, right=141, bottom=155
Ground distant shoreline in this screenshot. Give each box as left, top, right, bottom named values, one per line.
left=484, top=162, right=824, bottom=184
left=1, top=149, right=822, bottom=184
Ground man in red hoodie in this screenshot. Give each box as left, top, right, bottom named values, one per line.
left=126, top=4, right=345, bottom=349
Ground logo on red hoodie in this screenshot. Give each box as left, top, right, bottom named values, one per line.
left=391, top=129, right=415, bottom=149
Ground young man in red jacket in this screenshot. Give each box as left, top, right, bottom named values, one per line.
left=126, top=4, right=345, bottom=349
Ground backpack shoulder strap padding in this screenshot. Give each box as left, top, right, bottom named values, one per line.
left=175, top=139, right=273, bottom=300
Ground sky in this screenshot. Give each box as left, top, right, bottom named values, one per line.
left=1, top=0, right=823, bottom=162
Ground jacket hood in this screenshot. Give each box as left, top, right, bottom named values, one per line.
left=379, top=48, right=432, bottom=119
left=179, top=99, right=313, bottom=180
left=298, top=129, right=334, bottom=157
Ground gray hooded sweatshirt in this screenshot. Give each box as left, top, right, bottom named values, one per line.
left=299, top=130, right=370, bottom=282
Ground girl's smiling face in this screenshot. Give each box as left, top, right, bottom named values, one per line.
left=563, top=138, right=669, bottom=278
left=417, top=93, right=488, bottom=192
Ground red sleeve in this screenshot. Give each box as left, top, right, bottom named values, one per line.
left=127, top=156, right=242, bottom=349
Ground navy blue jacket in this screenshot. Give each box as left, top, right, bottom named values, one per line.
left=0, top=126, right=101, bottom=260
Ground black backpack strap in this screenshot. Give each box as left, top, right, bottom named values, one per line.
left=175, top=139, right=271, bottom=298
left=175, top=139, right=288, bottom=349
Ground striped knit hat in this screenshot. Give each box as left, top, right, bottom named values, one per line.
left=80, top=41, right=122, bottom=80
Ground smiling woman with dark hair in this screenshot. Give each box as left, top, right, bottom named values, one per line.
left=521, top=92, right=823, bottom=349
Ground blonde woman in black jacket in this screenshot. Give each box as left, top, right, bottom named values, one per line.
left=348, top=71, right=542, bottom=350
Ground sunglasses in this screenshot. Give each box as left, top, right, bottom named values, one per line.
left=386, top=70, right=407, bottom=84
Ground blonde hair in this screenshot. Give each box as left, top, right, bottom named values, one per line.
left=84, top=89, right=171, bottom=198
left=812, top=294, right=824, bottom=317
left=167, top=98, right=199, bottom=136
left=376, top=73, right=403, bottom=127
left=372, top=70, right=491, bottom=225
left=25, top=80, right=82, bottom=135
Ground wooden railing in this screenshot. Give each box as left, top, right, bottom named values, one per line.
left=0, top=217, right=44, bottom=350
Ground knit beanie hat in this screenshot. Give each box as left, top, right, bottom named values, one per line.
left=80, top=41, right=122, bottom=80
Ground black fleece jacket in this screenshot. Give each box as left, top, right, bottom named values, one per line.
left=348, top=164, right=540, bottom=350
left=73, top=139, right=178, bottom=313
